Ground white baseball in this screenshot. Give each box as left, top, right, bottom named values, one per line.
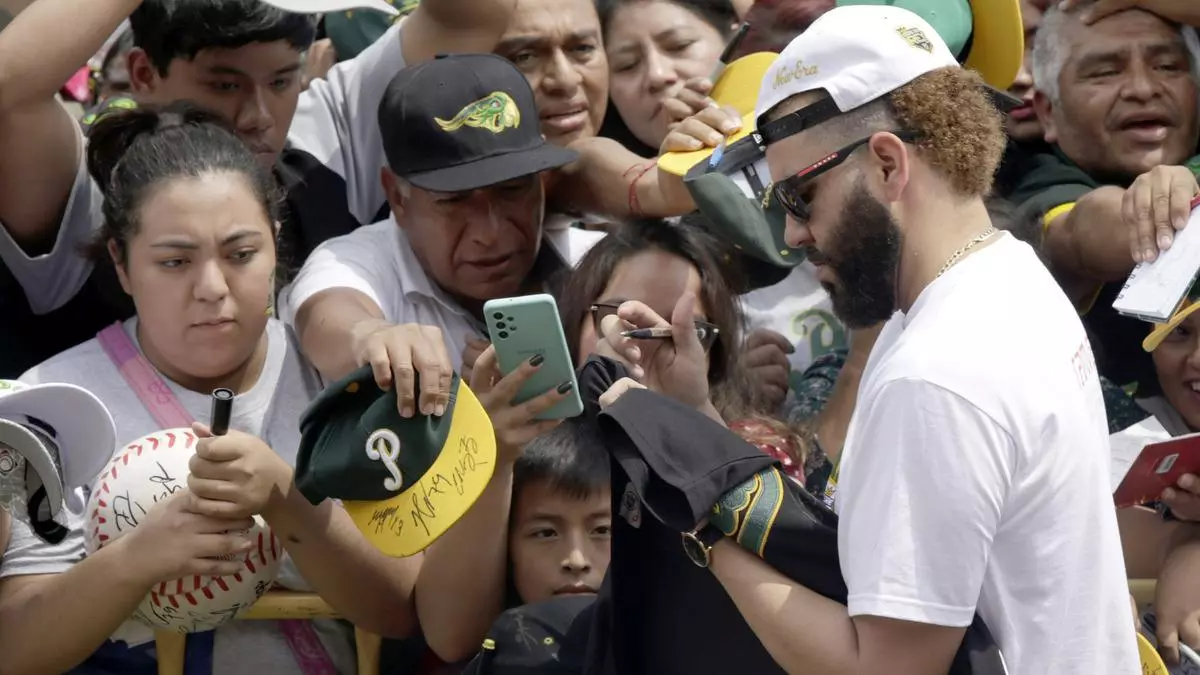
left=84, top=428, right=282, bottom=633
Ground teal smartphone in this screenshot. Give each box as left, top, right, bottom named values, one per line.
left=483, top=293, right=584, bottom=420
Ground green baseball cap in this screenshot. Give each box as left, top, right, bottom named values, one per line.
left=296, top=366, right=497, bottom=557
left=323, top=0, right=417, bottom=62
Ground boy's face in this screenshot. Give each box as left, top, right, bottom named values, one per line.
left=127, top=41, right=304, bottom=167
left=509, top=480, right=611, bottom=605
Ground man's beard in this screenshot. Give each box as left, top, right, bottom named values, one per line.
left=807, top=179, right=902, bottom=328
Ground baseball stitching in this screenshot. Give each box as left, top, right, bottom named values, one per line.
left=88, top=429, right=281, bottom=610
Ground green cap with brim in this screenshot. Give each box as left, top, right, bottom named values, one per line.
left=296, top=366, right=497, bottom=557
left=323, top=0, right=417, bottom=62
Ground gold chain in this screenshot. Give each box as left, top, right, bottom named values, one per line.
left=935, top=227, right=998, bottom=279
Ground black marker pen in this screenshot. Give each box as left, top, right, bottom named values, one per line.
left=210, top=388, right=234, bottom=436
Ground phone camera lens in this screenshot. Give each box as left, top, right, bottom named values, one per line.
left=497, top=322, right=506, bottom=329
left=493, top=312, right=504, bottom=320
left=498, top=331, right=509, bottom=339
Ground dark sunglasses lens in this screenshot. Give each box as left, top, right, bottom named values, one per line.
left=774, top=178, right=810, bottom=222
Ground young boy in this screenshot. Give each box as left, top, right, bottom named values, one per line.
left=508, top=419, right=611, bottom=606
left=0, top=0, right=515, bottom=377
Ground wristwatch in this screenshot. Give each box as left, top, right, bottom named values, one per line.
left=681, top=523, right=724, bottom=568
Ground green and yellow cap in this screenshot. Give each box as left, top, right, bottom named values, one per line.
left=1143, top=282, right=1200, bottom=352
left=296, top=366, right=496, bottom=557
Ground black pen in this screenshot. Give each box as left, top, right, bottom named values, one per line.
left=210, top=388, right=234, bottom=436
left=621, top=327, right=674, bottom=340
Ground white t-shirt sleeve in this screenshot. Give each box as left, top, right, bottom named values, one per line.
left=0, top=498, right=86, bottom=578
left=0, top=125, right=99, bottom=315
left=838, top=378, right=1014, bottom=628
left=281, top=229, right=391, bottom=326
left=287, top=21, right=406, bottom=226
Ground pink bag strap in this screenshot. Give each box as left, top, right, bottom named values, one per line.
left=98, top=323, right=194, bottom=430
left=95, top=322, right=340, bottom=675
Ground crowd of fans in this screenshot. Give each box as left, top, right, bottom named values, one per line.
left=0, top=0, right=1196, bottom=672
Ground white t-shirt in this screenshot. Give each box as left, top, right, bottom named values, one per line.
left=0, top=20, right=409, bottom=316
left=835, top=234, right=1139, bottom=674
left=1, top=319, right=356, bottom=674
left=741, top=262, right=847, bottom=377
left=281, top=217, right=604, bottom=372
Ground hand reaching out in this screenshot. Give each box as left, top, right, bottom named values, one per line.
left=593, top=292, right=711, bottom=409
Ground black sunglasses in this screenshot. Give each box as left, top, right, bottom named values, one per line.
left=770, top=131, right=919, bottom=224
left=590, top=301, right=720, bottom=352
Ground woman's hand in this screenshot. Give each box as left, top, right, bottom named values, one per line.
left=187, top=425, right=293, bottom=520
left=469, top=346, right=571, bottom=463
left=593, top=292, right=710, bottom=409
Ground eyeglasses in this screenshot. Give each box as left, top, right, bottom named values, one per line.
left=771, top=131, right=918, bottom=224
left=590, top=301, right=720, bottom=352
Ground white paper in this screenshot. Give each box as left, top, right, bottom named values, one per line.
left=1113, top=206, right=1200, bottom=322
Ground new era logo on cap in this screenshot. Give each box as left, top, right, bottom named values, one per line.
left=754, top=5, right=958, bottom=124
left=296, top=367, right=498, bottom=557
left=378, top=53, right=579, bottom=193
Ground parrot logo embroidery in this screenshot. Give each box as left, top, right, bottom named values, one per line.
left=435, top=92, right=521, bottom=134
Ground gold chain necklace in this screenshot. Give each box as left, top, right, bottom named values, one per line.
left=935, top=227, right=998, bottom=279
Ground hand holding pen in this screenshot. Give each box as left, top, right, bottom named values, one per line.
left=593, top=295, right=711, bottom=410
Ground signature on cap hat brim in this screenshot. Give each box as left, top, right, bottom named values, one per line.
left=406, top=144, right=580, bottom=194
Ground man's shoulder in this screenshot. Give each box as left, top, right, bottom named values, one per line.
left=1007, top=148, right=1101, bottom=218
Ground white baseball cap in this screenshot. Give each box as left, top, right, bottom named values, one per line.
left=0, top=380, right=116, bottom=518
left=754, top=5, right=958, bottom=125
left=257, top=0, right=400, bottom=16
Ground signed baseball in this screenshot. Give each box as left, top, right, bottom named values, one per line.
left=84, top=428, right=282, bottom=633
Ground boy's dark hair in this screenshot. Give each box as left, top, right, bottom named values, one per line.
left=84, top=102, right=280, bottom=266
left=130, top=0, right=316, bottom=75
left=513, top=418, right=610, bottom=503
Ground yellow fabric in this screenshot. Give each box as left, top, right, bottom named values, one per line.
left=1142, top=299, right=1200, bottom=352
left=658, top=52, right=779, bottom=177
left=965, top=0, right=1024, bottom=90
left=1042, top=202, right=1076, bottom=236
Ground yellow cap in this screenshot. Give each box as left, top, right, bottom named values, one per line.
left=657, top=52, right=779, bottom=178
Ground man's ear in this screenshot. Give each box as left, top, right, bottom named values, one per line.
left=107, top=240, right=133, bottom=295
left=1032, top=90, right=1057, bottom=144
left=126, top=48, right=160, bottom=98
left=867, top=131, right=911, bottom=204
left=381, top=167, right=408, bottom=224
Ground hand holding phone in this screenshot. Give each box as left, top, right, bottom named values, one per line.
left=483, top=294, right=583, bottom=420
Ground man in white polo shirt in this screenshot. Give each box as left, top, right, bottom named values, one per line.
left=663, top=5, right=1139, bottom=674
left=285, top=53, right=602, bottom=414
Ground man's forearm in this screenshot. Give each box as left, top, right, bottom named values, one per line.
left=709, top=541, right=963, bottom=675
left=0, top=0, right=138, bottom=113
left=1044, top=186, right=1132, bottom=284
left=0, top=536, right=152, bottom=675
left=401, top=0, right=516, bottom=65
left=415, top=459, right=514, bottom=662
left=263, top=489, right=420, bottom=638
left=555, top=137, right=696, bottom=218
left=709, top=540, right=862, bottom=674
left=294, top=291, right=388, bottom=383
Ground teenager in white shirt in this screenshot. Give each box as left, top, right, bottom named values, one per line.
left=0, top=104, right=423, bottom=675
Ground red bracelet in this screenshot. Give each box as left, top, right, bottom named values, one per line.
left=626, top=161, right=656, bottom=217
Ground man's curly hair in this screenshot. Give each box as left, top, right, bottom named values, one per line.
left=769, top=67, right=1006, bottom=199
left=888, top=67, right=1007, bottom=198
